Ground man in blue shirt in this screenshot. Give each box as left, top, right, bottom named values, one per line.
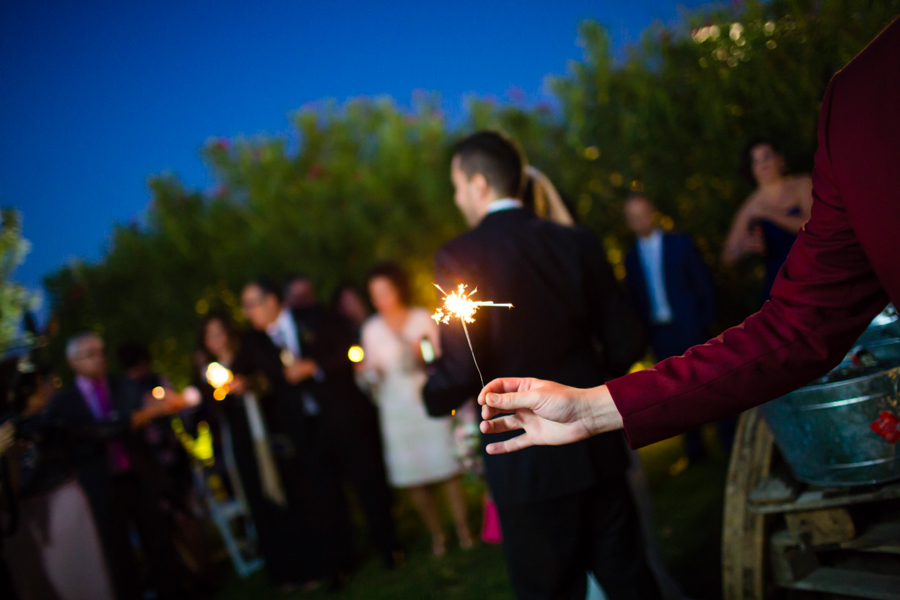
left=623, top=194, right=722, bottom=461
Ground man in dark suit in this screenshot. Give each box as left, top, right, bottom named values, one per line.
left=423, top=132, right=661, bottom=600
left=46, top=333, right=186, bottom=600
left=623, top=194, right=716, bottom=362
left=236, top=278, right=398, bottom=584
left=478, top=19, right=900, bottom=453
left=622, top=194, right=726, bottom=461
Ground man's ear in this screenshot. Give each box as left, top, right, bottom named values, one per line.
left=471, top=173, right=490, bottom=199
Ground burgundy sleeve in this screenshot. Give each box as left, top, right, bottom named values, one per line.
left=606, top=76, right=890, bottom=449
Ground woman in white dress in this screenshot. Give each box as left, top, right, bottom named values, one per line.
left=361, top=263, right=473, bottom=556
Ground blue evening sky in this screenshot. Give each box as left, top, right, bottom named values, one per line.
left=2, top=1, right=710, bottom=306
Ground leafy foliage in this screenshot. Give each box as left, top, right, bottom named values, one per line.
left=43, top=0, right=899, bottom=384
left=0, top=210, right=38, bottom=355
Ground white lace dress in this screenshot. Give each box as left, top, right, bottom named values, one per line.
left=361, top=308, right=460, bottom=487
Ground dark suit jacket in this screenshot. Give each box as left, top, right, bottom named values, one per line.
left=44, top=377, right=151, bottom=527
left=234, top=306, right=376, bottom=439
left=423, top=208, right=647, bottom=505
left=624, top=232, right=716, bottom=348
left=607, top=17, right=900, bottom=448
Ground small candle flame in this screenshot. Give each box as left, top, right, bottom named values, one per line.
left=348, top=345, right=365, bottom=363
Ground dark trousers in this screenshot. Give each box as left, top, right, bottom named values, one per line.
left=651, top=324, right=736, bottom=459
left=329, top=411, right=397, bottom=560
left=105, top=472, right=182, bottom=600
left=310, top=410, right=398, bottom=571
left=232, top=433, right=322, bottom=586
left=497, top=474, right=663, bottom=600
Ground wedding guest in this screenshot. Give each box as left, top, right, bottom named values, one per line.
left=284, top=273, right=317, bottom=310
left=1, top=364, right=115, bottom=600
left=424, top=131, right=661, bottom=600
left=46, top=333, right=186, bottom=600
left=197, top=312, right=313, bottom=589
left=362, top=263, right=472, bottom=557
left=622, top=194, right=731, bottom=462
left=721, top=139, right=813, bottom=302
left=237, top=278, right=399, bottom=580
left=331, top=282, right=371, bottom=335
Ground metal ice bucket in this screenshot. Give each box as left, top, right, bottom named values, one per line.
left=760, top=308, right=900, bottom=486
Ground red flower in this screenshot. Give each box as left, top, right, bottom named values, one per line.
left=307, top=164, right=326, bottom=180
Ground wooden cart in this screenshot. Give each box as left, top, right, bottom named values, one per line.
left=722, top=408, right=900, bottom=600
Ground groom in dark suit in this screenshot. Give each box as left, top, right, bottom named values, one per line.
left=423, top=131, right=661, bottom=600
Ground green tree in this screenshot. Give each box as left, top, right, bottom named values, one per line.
left=0, top=209, right=38, bottom=355
left=43, top=0, right=899, bottom=383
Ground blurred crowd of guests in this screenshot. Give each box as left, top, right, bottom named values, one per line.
left=0, top=266, right=478, bottom=600
left=0, top=130, right=809, bottom=600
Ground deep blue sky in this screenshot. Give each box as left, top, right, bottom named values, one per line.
left=3, top=1, right=710, bottom=307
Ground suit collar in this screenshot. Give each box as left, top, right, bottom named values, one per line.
left=476, top=207, right=532, bottom=229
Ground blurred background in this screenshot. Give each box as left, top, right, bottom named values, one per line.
left=3, top=1, right=899, bottom=599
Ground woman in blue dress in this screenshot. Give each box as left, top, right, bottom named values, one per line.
left=721, top=140, right=814, bottom=301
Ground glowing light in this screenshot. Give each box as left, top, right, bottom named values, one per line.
left=432, top=283, right=512, bottom=389
left=182, top=386, right=202, bottom=408
left=348, top=345, right=365, bottom=363
left=206, top=362, right=233, bottom=389
left=729, top=22, right=743, bottom=40
left=152, top=386, right=165, bottom=399
left=171, top=417, right=215, bottom=466
left=432, top=284, right=512, bottom=326
left=452, top=410, right=456, bottom=416
left=213, top=388, right=227, bottom=401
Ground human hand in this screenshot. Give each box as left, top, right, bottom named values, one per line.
left=229, top=375, right=248, bottom=395
left=743, top=226, right=766, bottom=255
left=477, top=379, right=623, bottom=454
left=0, top=421, right=15, bottom=456
left=284, top=358, right=319, bottom=384
left=160, top=390, right=188, bottom=415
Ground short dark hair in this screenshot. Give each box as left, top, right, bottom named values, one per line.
left=453, top=131, right=525, bottom=198
left=366, top=262, right=413, bottom=306
left=116, top=343, right=152, bottom=371
left=330, top=281, right=365, bottom=310
left=245, top=276, right=282, bottom=304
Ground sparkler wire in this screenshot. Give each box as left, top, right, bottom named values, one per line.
left=460, top=320, right=485, bottom=390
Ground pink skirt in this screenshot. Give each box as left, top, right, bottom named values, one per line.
left=4, top=479, right=114, bottom=600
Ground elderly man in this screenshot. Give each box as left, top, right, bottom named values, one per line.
left=47, top=333, right=185, bottom=599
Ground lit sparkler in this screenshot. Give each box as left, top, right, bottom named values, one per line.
left=432, top=283, right=512, bottom=389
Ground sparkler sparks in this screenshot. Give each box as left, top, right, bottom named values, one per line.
left=432, top=283, right=512, bottom=389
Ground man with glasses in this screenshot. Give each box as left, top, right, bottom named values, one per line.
left=47, top=333, right=187, bottom=599
left=236, top=277, right=398, bottom=589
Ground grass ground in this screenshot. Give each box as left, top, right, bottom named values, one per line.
left=217, top=426, right=729, bottom=600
